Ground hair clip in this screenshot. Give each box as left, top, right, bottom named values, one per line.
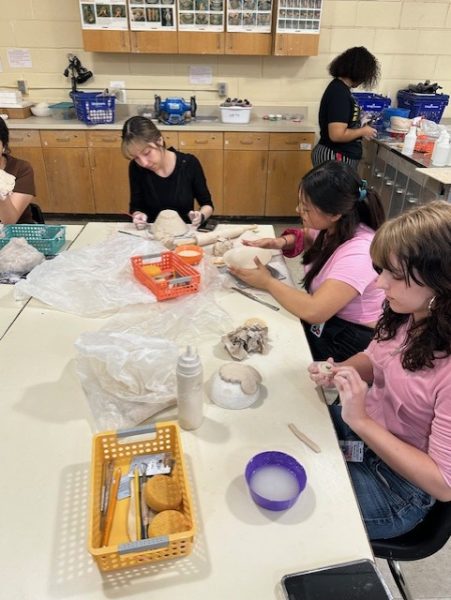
left=359, top=179, right=368, bottom=201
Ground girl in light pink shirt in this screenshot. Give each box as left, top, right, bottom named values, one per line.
left=310, top=200, right=451, bottom=539
left=230, top=161, right=385, bottom=361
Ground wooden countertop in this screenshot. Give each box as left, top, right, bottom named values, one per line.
left=5, top=112, right=317, bottom=134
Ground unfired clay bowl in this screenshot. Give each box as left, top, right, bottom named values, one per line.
left=223, top=247, right=273, bottom=270
left=210, top=371, right=260, bottom=409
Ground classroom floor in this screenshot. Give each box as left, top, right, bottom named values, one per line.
left=46, top=216, right=451, bottom=600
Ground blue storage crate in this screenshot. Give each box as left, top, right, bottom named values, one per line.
left=71, top=91, right=116, bottom=125
left=0, top=224, right=66, bottom=255
left=352, top=92, right=391, bottom=113
left=397, top=90, right=449, bottom=123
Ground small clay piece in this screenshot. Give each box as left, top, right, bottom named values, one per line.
left=148, top=510, right=190, bottom=537
left=219, top=363, right=262, bottom=394
left=317, top=361, right=333, bottom=375
left=244, top=317, right=267, bottom=328
left=222, top=319, right=268, bottom=360
left=212, top=237, right=234, bottom=257
left=144, top=474, right=182, bottom=512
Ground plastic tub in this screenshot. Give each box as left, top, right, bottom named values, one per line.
left=397, top=91, right=449, bottom=123
left=220, top=106, right=252, bottom=124
left=49, top=102, right=76, bottom=120
left=245, top=451, right=307, bottom=511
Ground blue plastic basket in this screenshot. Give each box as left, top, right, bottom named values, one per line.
left=352, top=92, right=391, bottom=113
left=397, top=90, right=449, bottom=123
left=0, top=224, right=66, bottom=255
left=71, top=91, right=116, bottom=125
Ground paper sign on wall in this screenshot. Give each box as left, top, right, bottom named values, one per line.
left=275, top=0, right=322, bottom=34
left=7, top=48, right=32, bottom=69
left=80, top=1, right=128, bottom=30
left=129, top=0, right=177, bottom=31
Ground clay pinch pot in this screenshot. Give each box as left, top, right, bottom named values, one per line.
left=174, top=244, right=203, bottom=265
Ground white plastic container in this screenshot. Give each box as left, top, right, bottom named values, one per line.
left=176, top=345, right=203, bottom=430
left=220, top=106, right=252, bottom=124
left=432, top=131, right=450, bottom=167
left=401, top=126, right=417, bottom=156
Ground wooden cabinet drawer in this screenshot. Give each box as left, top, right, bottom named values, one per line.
left=269, top=132, right=315, bottom=151
left=40, top=131, right=87, bottom=147
left=87, top=131, right=122, bottom=148
left=179, top=131, right=223, bottom=150
left=163, top=131, right=179, bottom=149
left=224, top=132, right=269, bottom=150
left=9, top=130, right=41, bottom=147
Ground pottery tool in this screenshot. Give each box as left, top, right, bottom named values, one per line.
left=102, top=466, right=122, bottom=547
left=140, top=463, right=149, bottom=539
left=288, top=423, right=321, bottom=454
left=231, top=286, right=280, bottom=311
left=127, top=467, right=142, bottom=542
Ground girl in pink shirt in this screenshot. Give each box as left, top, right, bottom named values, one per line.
left=230, top=161, right=385, bottom=361
left=310, top=201, right=451, bottom=539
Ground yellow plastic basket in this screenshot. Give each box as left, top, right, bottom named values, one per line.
left=88, top=422, right=195, bottom=572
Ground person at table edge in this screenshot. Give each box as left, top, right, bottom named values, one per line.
left=121, top=116, right=214, bottom=229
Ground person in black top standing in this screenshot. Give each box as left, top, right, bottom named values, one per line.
left=121, top=116, right=214, bottom=229
left=312, top=46, right=381, bottom=169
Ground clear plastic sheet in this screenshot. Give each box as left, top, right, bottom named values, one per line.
left=0, top=237, right=45, bottom=275
left=75, top=333, right=179, bottom=431
left=14, top=235, right=165, bottom=317
left=75, top=291, right=233, bottom=430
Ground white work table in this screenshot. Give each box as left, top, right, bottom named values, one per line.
left=0, top=224, right=84, bottom=340
left=0, top=223, right=372, bottom=600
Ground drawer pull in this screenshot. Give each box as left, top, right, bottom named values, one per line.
left=56, top=137, right=71, bottom=143
left=239, top=140, right=254, bottom=146
left=194, top=139, right=208, bottom=145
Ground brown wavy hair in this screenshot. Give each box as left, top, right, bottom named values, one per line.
left=371, top=200, right=451, bottom=371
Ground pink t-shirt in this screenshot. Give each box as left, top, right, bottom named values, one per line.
left=306, top=224, right=384, bottom=324
left=365, top=323, right=451, bottom=487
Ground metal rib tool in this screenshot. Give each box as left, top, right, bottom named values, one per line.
left=230, top=286, right=280, bottom=311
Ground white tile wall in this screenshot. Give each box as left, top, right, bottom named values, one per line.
left=0, top=0, right=450, bottom=119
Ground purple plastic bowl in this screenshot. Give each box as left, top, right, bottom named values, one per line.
left=245, top=451, right=307, bottom=511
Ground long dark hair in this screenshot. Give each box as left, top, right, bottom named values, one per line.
left=371, top=200, right=451, bottom=371
left=0, top=116, right=10, bottom=154
left=302, top=161, right=385, bottom=291
left=329, top=46, right=380, bottom=88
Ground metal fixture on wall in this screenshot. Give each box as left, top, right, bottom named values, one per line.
left=63, top=54, right=93, bottom=93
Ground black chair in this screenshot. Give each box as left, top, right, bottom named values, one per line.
left=372, top=501, right=451, bottom=600
left=30, top=202, right=45, bottom=224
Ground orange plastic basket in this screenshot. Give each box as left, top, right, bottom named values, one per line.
left=88, top=422, right=196, bottom=572
left=131, top=251, right=200, bottom=301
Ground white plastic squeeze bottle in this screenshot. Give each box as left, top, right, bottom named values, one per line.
left=176, top=345, right=203, bottom=430
left=401, top=126, right=417, bottom=157
left=432, top=131, right=450, bottom=167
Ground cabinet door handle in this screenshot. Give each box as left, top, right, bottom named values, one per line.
left=101, top=137, right=116, bottom=143
left=217, top=34, right=221, bottom=50
left=56, top=137, right=71, bottom=143
left=193, top=139, right=208, bottom=145
left=239, top=140, right=254, bottom=146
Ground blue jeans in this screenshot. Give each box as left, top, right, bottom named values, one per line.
left=329, top=405, right=436, bottom=540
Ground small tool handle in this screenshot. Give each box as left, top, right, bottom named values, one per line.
left=117, top=424, right=157, bottom=438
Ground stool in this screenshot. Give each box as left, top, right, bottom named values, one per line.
left=371, top=501, right=451, bottom=600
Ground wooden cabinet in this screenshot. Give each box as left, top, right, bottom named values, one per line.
left=130, top=31, right=178, bottom=54
left=265, top=132, right=314, bottom=216
left=87, top=131, right=129, bottom=214
left=179, top=131, right=224, bottom=214
left=40, top=131, right=95, bottom=214
left=178, top=31, right=224, bottom=54
left=162, top=130, right=179, bottom=150
left=223, top=132, right=269, bottom=216
left=225, top=32, right=272, bottom=56
left=9, top=129, right=50, bottom=211
left=272, top=33, right=319, bottom=56
left=82, top=29, right=130, bottom=52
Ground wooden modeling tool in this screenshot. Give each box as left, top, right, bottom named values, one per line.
left=102, top=466, right=121, bottom=547
left=288, top=422, right=321, bottom=454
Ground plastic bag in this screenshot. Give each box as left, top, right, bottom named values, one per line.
left=75, top=290, right=233, bottom=430
left=0, top=237, right=45, bottom=275
left=76, top=332, right=179, bottom=431
left=14, top=234, right=165, bottom=317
